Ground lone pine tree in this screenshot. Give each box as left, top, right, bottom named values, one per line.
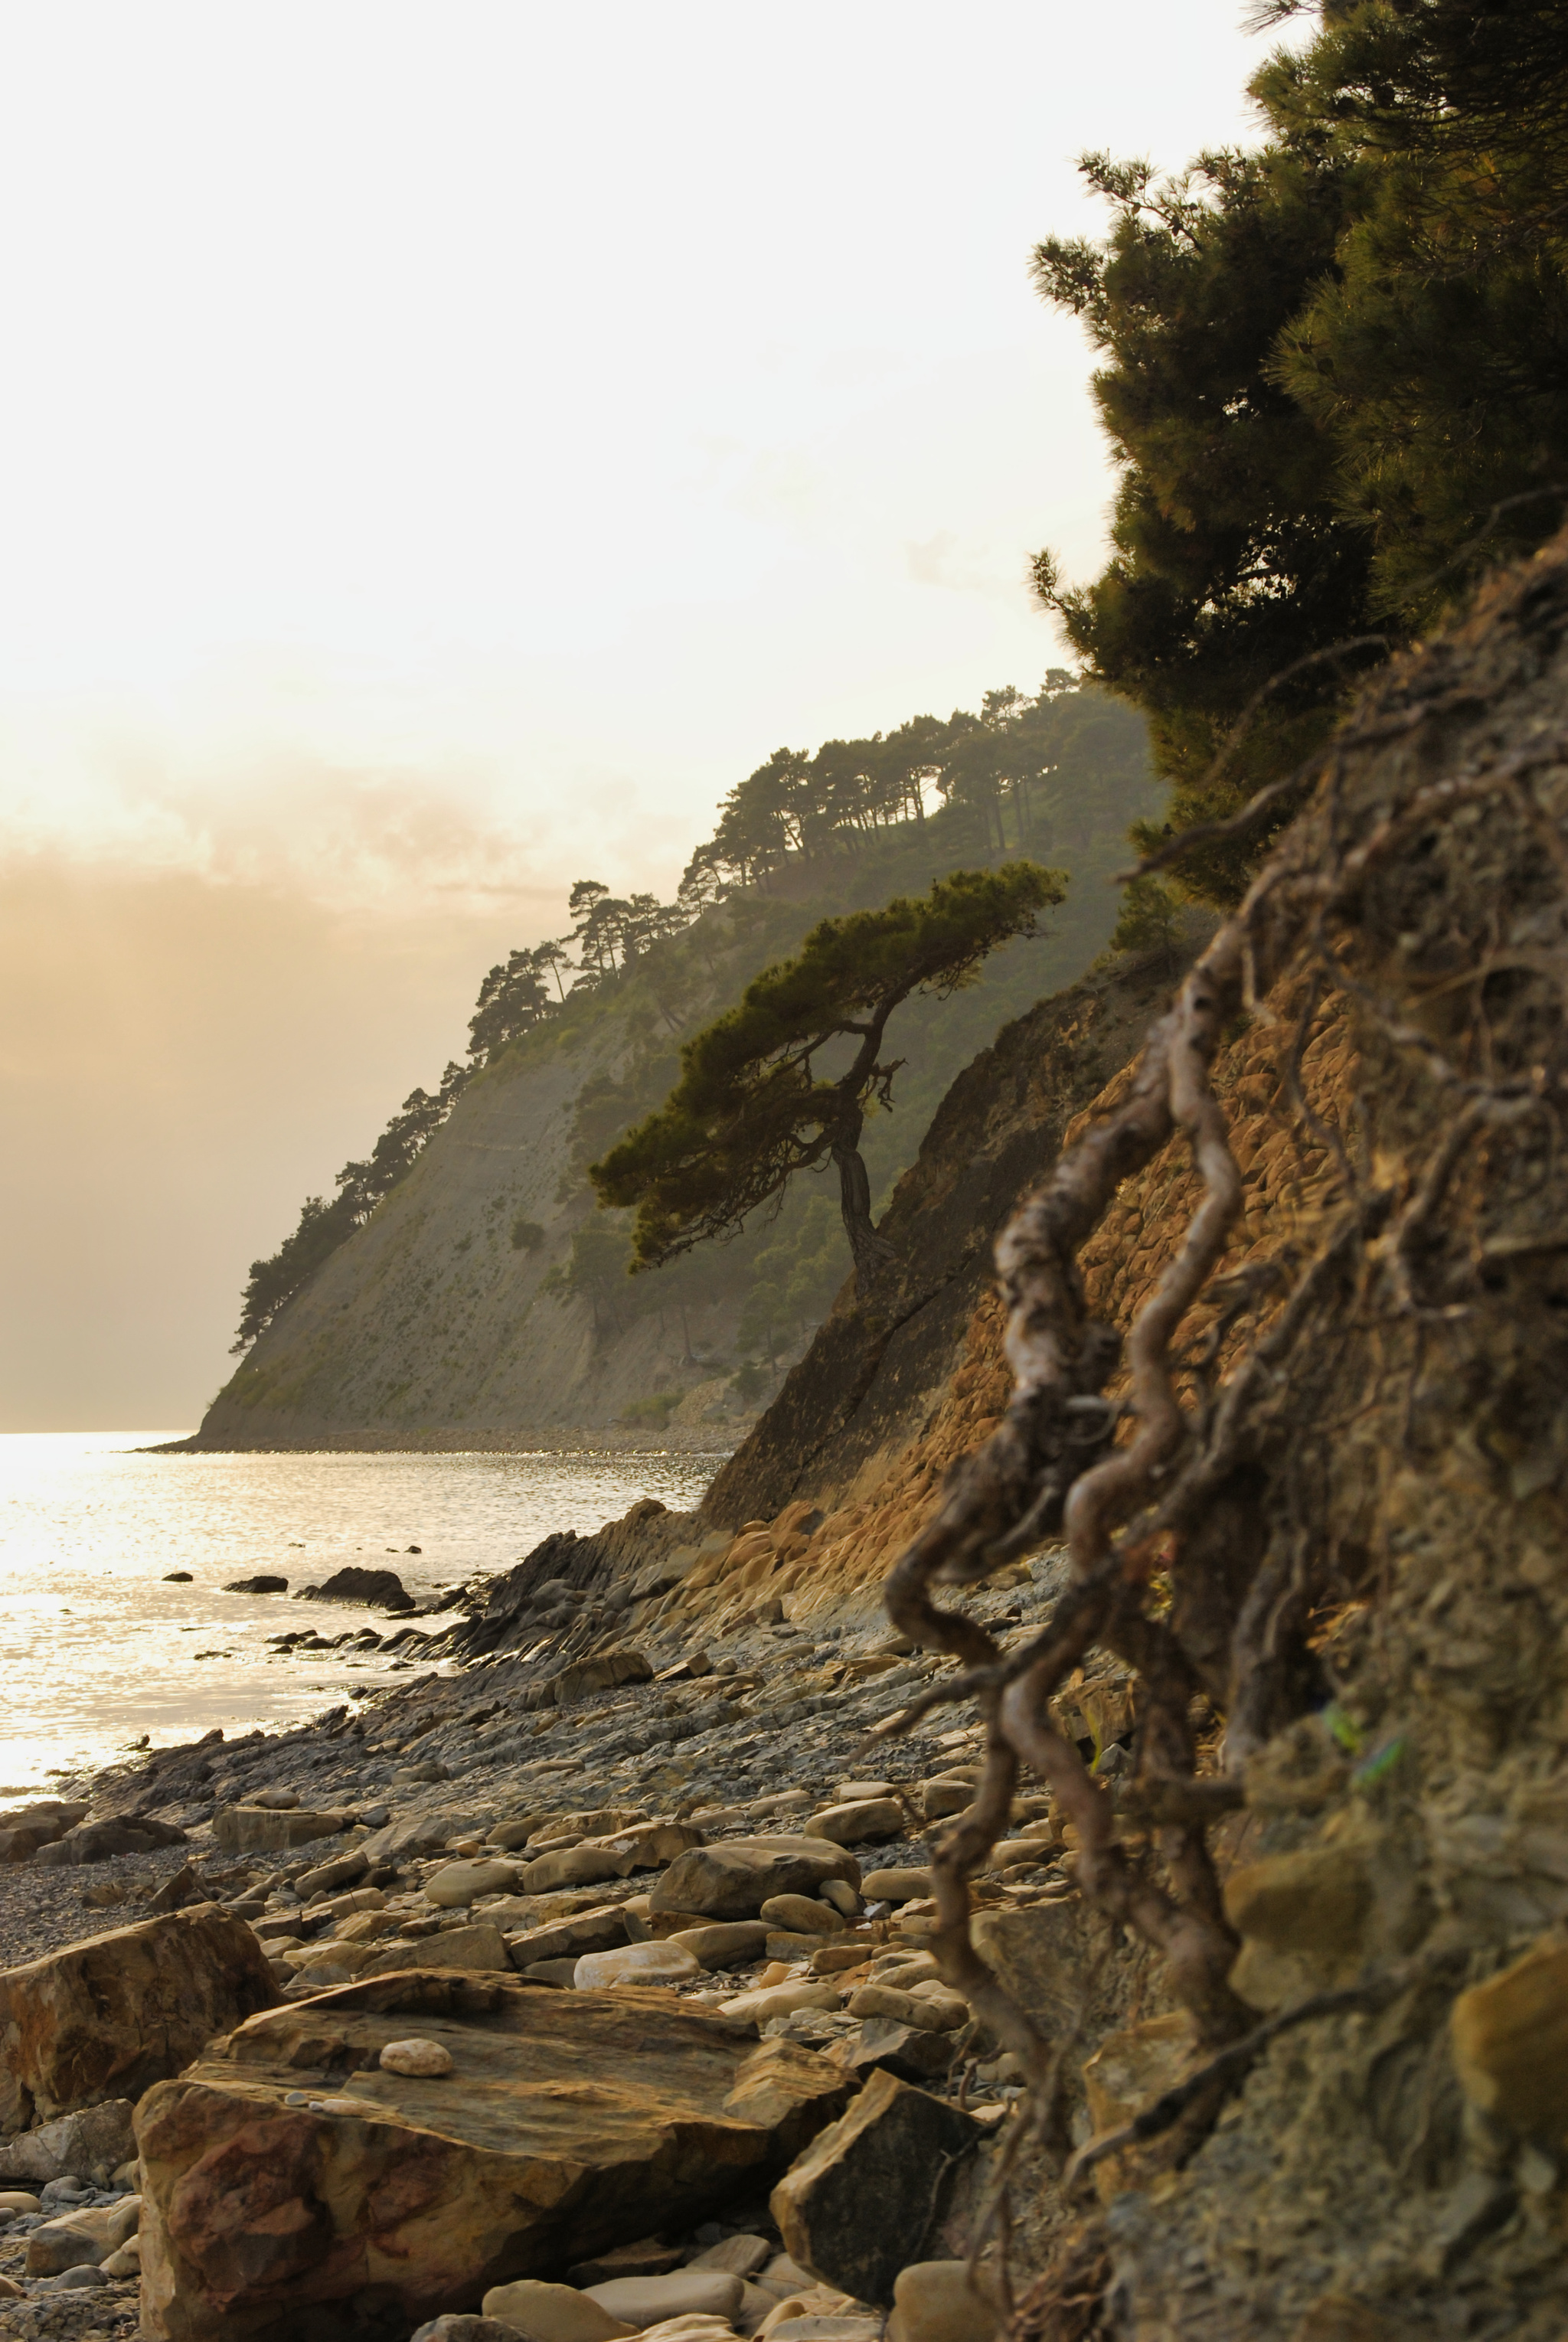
left=590, top=864, right=1065, bottom=1293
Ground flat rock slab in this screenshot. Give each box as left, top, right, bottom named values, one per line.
left=0, top=1906, right=276, bottom=2133
left=214, top=1806, right=354, bottom=1854
left=771, top=2069, right=985, bottom=2307
left=356, top=1924, right=512, bottom=1981
left=136, top=1966, right=854, bottom=2342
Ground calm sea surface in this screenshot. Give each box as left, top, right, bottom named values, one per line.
left=0, top=1435, right=723, bottom=1798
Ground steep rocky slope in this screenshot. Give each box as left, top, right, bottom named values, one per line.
left=190, top=788, right=1158, bottom=1453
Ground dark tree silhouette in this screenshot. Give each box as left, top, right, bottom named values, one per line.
left=590, top=864, right=1065, bottom=1292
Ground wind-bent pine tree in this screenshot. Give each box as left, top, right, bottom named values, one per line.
left=590, top=864, right=1066, bottom=1293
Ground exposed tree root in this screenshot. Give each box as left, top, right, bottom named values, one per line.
left=876, top=534, right=1568, bottom=2197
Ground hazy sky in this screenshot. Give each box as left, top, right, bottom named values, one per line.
left=1, top=1, right=1276, bottom=1429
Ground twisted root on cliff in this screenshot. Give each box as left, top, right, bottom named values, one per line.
left=877, top=544, right=1568, bottom=2199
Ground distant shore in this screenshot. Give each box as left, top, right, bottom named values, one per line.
left=147, top=1424, right=741, bottom=1457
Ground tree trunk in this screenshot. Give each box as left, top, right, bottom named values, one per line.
left=832, top=1139, right=894, bottom=1293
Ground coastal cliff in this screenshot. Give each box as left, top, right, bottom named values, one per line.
left=188, top=710, right=1163, bottom=1454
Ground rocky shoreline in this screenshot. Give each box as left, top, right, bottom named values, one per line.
left=0, top=1506, right=1106, bottom=2342
left=145, top=1429, right=740, bottom=1458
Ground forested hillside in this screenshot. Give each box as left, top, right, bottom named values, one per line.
left=194, top=676, right=1162, bottom=1445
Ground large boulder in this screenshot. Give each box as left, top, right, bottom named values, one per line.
left=0, top=2098, right=136, bottom=2183
left=649, top=1840, right=859, bottom=1922
left=0, top=1802, right=90, bottom=1864
left=0, top=1906, right=276, bottom=2133
left=553, top=1651, right=653, bottom=1703
left=770, top=2070, right=985, bottom=2306
left=135, top=1967, right=854, bottom=2341
left=35, top=1814, right=187, bottom=1867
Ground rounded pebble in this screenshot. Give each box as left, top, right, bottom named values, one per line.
left=380, top=2036, right=456, bottom=2077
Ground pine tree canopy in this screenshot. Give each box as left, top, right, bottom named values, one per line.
left=1031, top=0, right=1568, bottom=901
left=590, top=863, right=1066, bottom=1289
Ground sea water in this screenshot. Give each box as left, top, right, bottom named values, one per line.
left=0, top=1434, right=722, bottom=1797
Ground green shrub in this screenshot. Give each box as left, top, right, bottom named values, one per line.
left=619, top=1391, right=679, bottom=1426
left=511, top=1216, right=547, bottom=1252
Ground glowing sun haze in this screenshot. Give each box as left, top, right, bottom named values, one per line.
left=1, top=0, right=1270, bottom=1428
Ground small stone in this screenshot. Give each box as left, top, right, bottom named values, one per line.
left=919, top=1781, right=972, bottom=1822
left=889, top=2262, right=998, bottom=2342
left=808, top=1942, right=874, bottom=1977
left=426, top=1858, right=519, bottom=1909
left=985, top=1839, right=1051, bottom=1871
left=687, top=2233, right=771, bottom=2277
left=818, top=1880, right=859, bottom=1919
left=1082, top=2013, right=1194, bottom=2144
left=859, top=1869, right=931, bottom=1904
left=805, top=1801, right=903, bottom=1847
left=224, top=1575, right=289, bottom=1595
left=573, top=1942, right=701, bottom=1990
left=767, top=1932, right=838, bottom=1961
left=33, top=2262, right=110, bottom=2292
left=831, top=2018, right=957, bottom=2086
left=481, top=2280, right=638, bottom=2342
left=412, top=2318, right=533, bottom=2342
left=522, top=1845, right=639, bottom=1894
left=0, top=2193, right=40, bottom=2215
left=721, top=1981, right=841, bottom=2025
left=638, top=2320, right=743, bottom=2342
left=835, top=1781, right=897, bottom=1802
left=1451, top=1935, right=1568, bottom=2138
left=568, top=2239, right=687, bottom=2288
left=765, top=2321, right=879, bottom=2342
left=846, top=1984, right=962, bottom=2033
left=760, top=1896, right=843, bottom=1937
left=378, top=2036, right=455, bottom=2078
left=668, top=1922, right=770, bottom=1971
left=586, top=2271, right=745, bottom=2327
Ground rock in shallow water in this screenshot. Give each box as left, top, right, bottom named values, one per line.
left=135, top=1967, right=853, bottom=2341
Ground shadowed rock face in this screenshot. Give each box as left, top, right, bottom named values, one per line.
left=697, top=939, right=1207, bottom=1533
left=135, top=1969, right=853, bottom=2342
left=0, top=1906, right=277, bottom=2134
left=296, top=1567, right=416, bottom=1612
